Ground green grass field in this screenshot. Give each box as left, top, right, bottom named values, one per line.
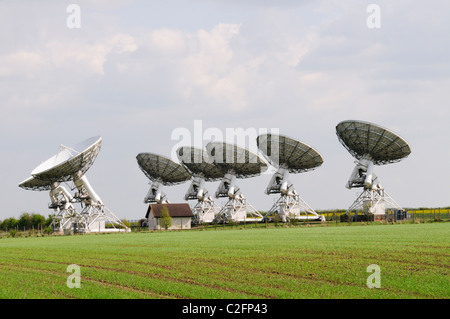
left=0, top=222, right=448, bottom=299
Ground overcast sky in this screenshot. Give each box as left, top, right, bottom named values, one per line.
left=1, top=0, right=449, bottom=221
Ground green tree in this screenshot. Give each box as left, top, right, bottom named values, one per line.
left=7, top=218, right=18, bottom=230
left=159, top=207, right=172, bottom=230
left=32, top=214, right=46, bottom=229
left=1, top=218, right=9, bottom=231
left=43, top=227, right=53, bottom=235
left=18, top=213, right=33, bottom=230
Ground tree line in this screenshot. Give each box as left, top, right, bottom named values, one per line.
left=0, top=212, right=53, bottom=232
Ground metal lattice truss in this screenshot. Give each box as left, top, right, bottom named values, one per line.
left=47, top=179, right=130, bottom=233
left=201, top=142, right=268, bottom=224
left=346, top=188, right=403, bottom=216
left=18, top=177, right=82, bottom=232
left=266, top=192, right=325, bottom=222
left=51, top=207, right=79, bottom=230
left=213, top=195, right=263, bottom=224
left=191, top=199, right=220, bottom=224
left=212, top=173, right=263, bottom=223
left=76, top=204, right=128, bottom=233
left=263, top=169, right=324, bottom=222
left=182, top=175, right=220, bottom=224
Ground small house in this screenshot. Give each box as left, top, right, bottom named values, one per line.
left=145, top=203, right=193, bottom=230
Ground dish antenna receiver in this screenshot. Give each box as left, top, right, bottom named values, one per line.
left=177, top=146, right=223, bottom=224
left=205, top=142, right=268, bottom=223
left=136, top=153, right=191, bottom=204
left=257, top=133, right=325, bottom=222
left=336, top=120, right=411, bottom=219
left=21, top=136, right=129, bottom=233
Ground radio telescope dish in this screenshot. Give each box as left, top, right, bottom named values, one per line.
left=257, top=133, right=325, bottom=222
left=177, top=146, right=223, bottom=224
left=336, top=120, right=411, bottom=221
left=136, top=153, right=191, bottom=204
left=31, top=136, right=102, bottom=183
left=205, top=142, right=268, bottom=178
left=20, top=136, right=129, bottom=233
left=336, top=120, right=411, bottom=165
left=205, top=142, right=267, bottom=223
left=136, top=153, right=191, bottom=185
left=177, top=146, right=224, bottom=181
left=257, top=134, right=323, bottom=173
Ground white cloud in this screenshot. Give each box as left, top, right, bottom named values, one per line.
left=2, top=0, right=450, bottom=220
left=148, top=28, right=188, bottom=56
left=0, top=51, right=45, bottom=78
left=45, top=33, right=137, bottom=75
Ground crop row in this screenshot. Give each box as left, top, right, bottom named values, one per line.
left=0, top=223, right=448, bottom=299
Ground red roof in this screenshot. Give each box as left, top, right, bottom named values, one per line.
left=145, top=203, right=193, bottom=219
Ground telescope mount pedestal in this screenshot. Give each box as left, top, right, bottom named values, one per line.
left=266, top=193, right=325, bottom=222
left=344, top=187, right=403, bottom=222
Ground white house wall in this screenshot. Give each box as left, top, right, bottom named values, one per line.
left=147, top=212, right=192, bottom=230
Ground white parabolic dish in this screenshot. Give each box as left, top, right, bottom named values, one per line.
left=18, top=176, right=54, bottom=191
left=136, top=152, right=192, bottom=185
left=336, top=120, right=411, bottom=165
left=257, top=133, right=323, bottom=173
left=31, top=136, right=102, bottom=182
